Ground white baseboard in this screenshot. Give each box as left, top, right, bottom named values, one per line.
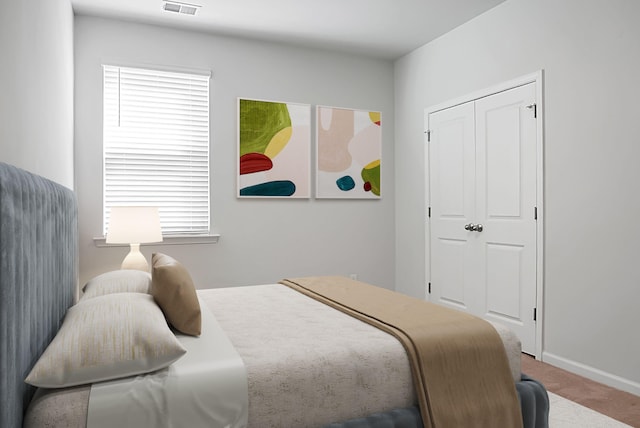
left=542, top=351, right=640, bottom=396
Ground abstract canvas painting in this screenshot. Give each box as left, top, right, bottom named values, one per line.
left=238, top=98, right=311, bottom=198
left=316, top=106, right=381, bottom=199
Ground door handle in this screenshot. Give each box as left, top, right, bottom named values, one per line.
left=471, top=223, right=483, bottom=232
left=464, top=223, right=484, bottom=232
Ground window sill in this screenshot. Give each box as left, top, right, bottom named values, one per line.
left=94, top=233, right=220, bottom=247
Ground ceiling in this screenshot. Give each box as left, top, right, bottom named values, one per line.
left=70, top=0, right=506, bottom=60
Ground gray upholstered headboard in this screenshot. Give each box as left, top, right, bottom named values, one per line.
left=0, top=162, right=77, bottom=428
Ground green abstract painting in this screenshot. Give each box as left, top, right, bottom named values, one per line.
left=238, top=98, right=310, bottom=198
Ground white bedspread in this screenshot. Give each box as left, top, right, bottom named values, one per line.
left=87, top=301, right=248, bottom=428
left=199, top=284, right=417, bottom=427
left=199, top=284, right=521, bottom=428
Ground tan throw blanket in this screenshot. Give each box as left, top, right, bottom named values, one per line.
left=280, top=276, right=523, bottom=428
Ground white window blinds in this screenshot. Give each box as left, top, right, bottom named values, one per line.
left=103, top=65, right=210, bottom=235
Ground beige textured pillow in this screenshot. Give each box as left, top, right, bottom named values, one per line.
left=81, top=269, right=151, bottom=300
left=25, top=293, right=186, bottom=388
left=151, top=253, right=202, bottom=336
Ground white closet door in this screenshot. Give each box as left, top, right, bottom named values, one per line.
left=429, top=101, right=476, bottom=312
left=475, top=83, right=537, bottom=353
left=428, top=82, right=538, bottom=354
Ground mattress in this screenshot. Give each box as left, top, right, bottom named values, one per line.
left=24, top=284, right=522, bottom=428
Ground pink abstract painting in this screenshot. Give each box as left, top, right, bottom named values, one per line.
left=316, top=106, right=381, bottom=199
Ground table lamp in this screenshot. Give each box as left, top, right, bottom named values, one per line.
left=106, top=206, right=163, bottom=272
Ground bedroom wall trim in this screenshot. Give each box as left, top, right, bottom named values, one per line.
left=542, top=352, right=640, bottom=397
left=93, top=234, right=220, bottom=247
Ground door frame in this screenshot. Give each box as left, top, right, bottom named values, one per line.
left=424, top=70, right=545, bottom=359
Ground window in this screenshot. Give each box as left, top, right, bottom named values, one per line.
left=103, top=65, right=210, bottom=236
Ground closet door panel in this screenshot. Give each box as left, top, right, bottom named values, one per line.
left=475, top=83, right=537, bottom=353
left=428, top=101, right=476, bottom=312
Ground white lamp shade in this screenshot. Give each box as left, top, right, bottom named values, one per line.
left=106, top=206, right=163, bottom=244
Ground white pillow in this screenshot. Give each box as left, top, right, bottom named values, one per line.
left=25, top=293, right=186, bottom=388
left=82, top=270, right=151, bottom=300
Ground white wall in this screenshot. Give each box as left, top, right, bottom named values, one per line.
left=395, top=0, right=640, bottom=393
left=0, top=0, right=74, bottom=188
left=75, top=16, right=395, bottom=291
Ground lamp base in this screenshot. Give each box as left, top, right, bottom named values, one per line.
left=121, top=243, right=149, bottom=272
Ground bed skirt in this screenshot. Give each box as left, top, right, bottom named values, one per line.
left=516, top=375, right=550, bottom=428
left=323, top=375, right=548, bottom=428
left=323, top=374, right=549, bottom=428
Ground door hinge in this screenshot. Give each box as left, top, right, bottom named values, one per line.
left=533, top=307, right=537, bottom=321
left=425, top=130, right=431, bottom=142
left=428, top=282, right=431, bottom=294
left=428, top=206, right=431, bottom=218
left=534, top=206, right=537, bottom=220
left=526, top=103, right=537, bottom=118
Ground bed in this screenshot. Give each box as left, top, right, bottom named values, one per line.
left=0, top=162, right=549, bottom=428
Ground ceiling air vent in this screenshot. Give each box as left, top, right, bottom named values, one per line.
left=163, top=1, right=200, bottom=16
